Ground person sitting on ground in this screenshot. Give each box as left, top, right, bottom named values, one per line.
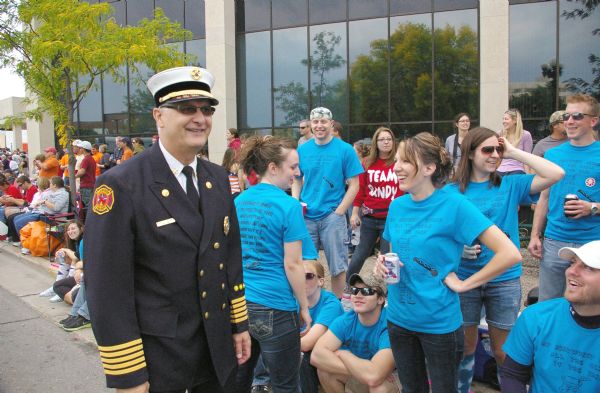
left=501, top=240, right=600, bottom=393
left=39, top=221, right=84, bottom=303
left=311, top=272, right=398, bottom=393
left=52, top=238, right=85, bottom=306
left=1, top=175, right=38, bottom=221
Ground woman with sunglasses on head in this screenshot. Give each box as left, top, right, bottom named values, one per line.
left=347, top=127, right=403, bottom=286
left=374, top=132, right=522, bottom=393
left=447, top=127, right=564, bottom=393
left=498, top=109, right=533, bottom=176
left=234, top=136, right=311, bottom=393
left=445, top=113, right=471, bottom=167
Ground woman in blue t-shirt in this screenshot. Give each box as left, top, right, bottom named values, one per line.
left=448, top=127, right=564, bottom=393
left=375, top=132, right=522, bottom=393
left=234, top=136, right=312, bottom=393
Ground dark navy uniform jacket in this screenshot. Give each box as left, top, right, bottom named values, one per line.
left=85, top=144, right=248, bottom=390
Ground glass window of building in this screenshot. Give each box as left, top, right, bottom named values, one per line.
left=434, top=0, right=478, bottom=12
left=102, top=65, right=129, bottom=116
left=349, top=17, right=387, bottom=125
left=272, top=0, right=307, bottom=29
left=236, top=0, right=271, bottom=32
left=186, top=39, right=206, bottom=68
left=77, top=76, right=103, bottom=136
left=127, top=0, right=154, bottom=25
left=390, top=0, right=431, bottom=16
left=129, top=63, right=155, bottom=134
left=310, top=23, right=347, bottom=124
left=273, top=27, right=309, bottom=127
left=108, top=0, right=126, bottom=25
left=236, top=31, right=272, bottom=129
left=309, top=0, right=346, bottom=25
left=156, top=0, right=184, bottom=25
left=348, top=0, right=387, bottom=20
left=185, top=0, right=205, bottom=38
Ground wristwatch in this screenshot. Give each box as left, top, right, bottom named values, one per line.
left=591, top=203, right=598, bottom=216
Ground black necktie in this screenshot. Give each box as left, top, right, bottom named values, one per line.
left=181, top=166, right=200, bottom=211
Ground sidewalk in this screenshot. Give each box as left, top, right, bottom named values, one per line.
left=0, top=242, right=98, bottom=346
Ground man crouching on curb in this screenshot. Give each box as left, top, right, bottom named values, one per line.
left=311, top=272, right=400, bottom=393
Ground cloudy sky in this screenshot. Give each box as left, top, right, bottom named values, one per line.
left=0, top=68, right=25, bottom=100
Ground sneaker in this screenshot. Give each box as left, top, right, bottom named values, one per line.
left=21, top=247, right=30, bottom=255
left=62, top=315, right=91, bottom=332
left=49, top=294, right=63, bottom=303
left=59, top=315, right=76, bottom=326
left=39, top=287, right=55, bottom=297
left=11, top=241, right=20, bottom=247
left=251, top=386, right=271, bottom=393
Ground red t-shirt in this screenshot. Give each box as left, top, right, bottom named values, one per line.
left=24, top=185, right=38, bottom=203
left=4, top=185, right=22, bottom=200
left=79, top=154, right=97, bottom=189
left=353, top=158, right=404, bottom=219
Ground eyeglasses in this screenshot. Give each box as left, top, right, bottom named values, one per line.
left=480, top=145, right=504, bottom=155
left=305, top=272, right=317, bottom=280
left=561, top=112, right=594, bottom=121
left=350, top=286, right=378, bottom=296
left=161, top=104, right=216, bottom=116
left=299, top=126, right=308, bottom=129
left=377, top=138, right=393, bottom=143
left=458, top=120, right=470, bottom=123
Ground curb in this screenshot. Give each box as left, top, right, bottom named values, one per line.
left=0, top=241, right=58, bottom=276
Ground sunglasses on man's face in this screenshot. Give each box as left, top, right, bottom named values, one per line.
left=350, top=286, right=378, bottom=296
left=161, top=104, right=216, bottom=116
left=480, top=145, right=504, bottom=155
left=561, top=112, right=594, bottom=121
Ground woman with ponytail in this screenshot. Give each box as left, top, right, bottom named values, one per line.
left=445, top=113, right=471, bottom=167
left=234, top=136, right=311, bottom=393
left=497, top=109, right=533, bottom=175
left=374, top=132, right=521, bottom=393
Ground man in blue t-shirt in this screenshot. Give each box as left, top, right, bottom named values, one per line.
left=528, top=93, right=600, bottom=301
left=292, top=107, right=364, bottom=298
left=502, top=240, right=600, bottom=393
left=311, top=272, right=398, bottom=393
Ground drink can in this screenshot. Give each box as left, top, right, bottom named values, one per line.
left=300, top=202, right=307, bottom=216
left=564, top=194, right=579, bottom=217
left=384, top=252, right=400, bottom=284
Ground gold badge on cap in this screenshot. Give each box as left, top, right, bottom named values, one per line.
left=205, top=181, right=213, bottom=189
left=224, top=216, right=230, bottom=235
left=190, top=68, right=202, bottom=80
left=161, top=189, right=170, bottom=197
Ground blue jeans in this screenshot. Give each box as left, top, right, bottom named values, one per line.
left=14, top=212, right=46, bottom=235
left=70, top=281, right=89, bottom=320
left=539, top=238, right=584, bottom=302
left=347, top=216, right=389, bottom=282
left=235, top=302, right=301, bottom=393
left=388, top=322, right=464, bottom=393
left=299, top=351, right=319, bottom=393
left=305, top=211, right=348, bottom=277
left=252, top=354, right=270, bottom=387
left=459, top=278, right=521, bottom=330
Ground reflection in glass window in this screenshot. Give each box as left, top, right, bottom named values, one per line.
left=78, top=76, right=102, bottom=122
left=237, top=32, right=272, bottom=129
left=348, top=0, right=387, bottom=20
left=103, top=65, right=128, bottom=115
left=129, top=63, right=155, bottom=133
left=156, top=0, right=184, bottom=25
left=391, top=123, right=433, bottom=140
left=434, top=0, right=478, bottom=12
left=390, top=14, right=432, bottom=122
left=127, top=0, right=154, bottom=25
left=509, top=1, right=556, bottom=131
left=273, top=0, right=307, bottom=29
left=433, top=9, right=478, bottom=124
left=349, top=18, right=387, bottom=124
left=309, top=0, right=346, bottom=25
left=186, top=39, right=206, bottom=68
left=273, top=27, right=309, bottom=126
left=108, top=0, right=125, bottom=25
left=390, top=0, right=431, bottom=16
left=309, top=23, right=347, bottom=124
left=130, top=113, right=155, bottom=134
left=185, top=0, right=205, bottom=38
left=559, top=0, right=600, bottom=104
left=236, top=0, right=270, bottom=32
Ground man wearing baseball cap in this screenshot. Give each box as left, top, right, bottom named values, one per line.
left=502, top=240, right=600, bottom=392
left=531, top=110, right=568, bottom=158
left=74, top=140, right=96, bottom=209
left=36, top=146, right=60, bottom=180
left=85, top=66, right=250, bottom=393
left=311, top=271, right=399, bottom=393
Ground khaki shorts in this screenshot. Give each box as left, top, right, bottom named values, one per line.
left=344, top=371, right=401, bottom=393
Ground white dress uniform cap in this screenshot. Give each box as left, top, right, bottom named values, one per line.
left=146, top=66, right=219, bottom=107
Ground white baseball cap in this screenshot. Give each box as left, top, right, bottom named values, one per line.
left=558, top=240, right=600, bottom=269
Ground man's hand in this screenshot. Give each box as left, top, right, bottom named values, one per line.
left=233, top=331, right=251, bottom=365
left=528, top=236, right=543, bottom=259
left=564, top=199, right=594, bottom=219
left=116, top=381, right=149, bottom=393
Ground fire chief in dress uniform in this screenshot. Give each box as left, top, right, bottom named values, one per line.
left=85, top=66, right=251, bottom=393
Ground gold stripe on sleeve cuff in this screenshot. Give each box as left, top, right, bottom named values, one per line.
left=103, top=360, right=147, bottom=376
left=100, top=344, right=144, bottom=359
left=97, top=338, right=142, bottom=352
left=101, top=350, right=145, bottom=365
left=231, top=312, right=249, bottom=324
left=102, top=356, right=146, bottom=371
left=231, top=296, right=245, bottom=305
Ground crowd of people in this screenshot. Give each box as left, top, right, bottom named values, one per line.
left=6, top=64, right=599, bottom=393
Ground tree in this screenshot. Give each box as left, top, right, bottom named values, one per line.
left=0, top=0, right=192, bottom=201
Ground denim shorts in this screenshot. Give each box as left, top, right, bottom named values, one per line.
left=459, top=277, right=521, bottom=330
left=305, top=211, right=348, bottom=276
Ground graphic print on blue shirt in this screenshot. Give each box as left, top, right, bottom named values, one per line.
left=235, top=183, right=309, bottom=311
left=446, top=174, right=537, bottom=282
left=328, top=308, right=390, bottom=360
left=503, top=298, right=600, bottom=393
left=544, top=142, right=600, bottom=242
left=297, top=138, right=364, bottom=220
left=310, top=289, right=344, bottom=327
left=383, top=188, right=492, bottom=334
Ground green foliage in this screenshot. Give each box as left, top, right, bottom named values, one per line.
left=0, top=0, right=192, bottom=145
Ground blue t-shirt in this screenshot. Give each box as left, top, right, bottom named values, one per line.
left=503, top=298, right=600, bottom=393
left=235, top=183, right=309, bottom=311
left=329, top=308, right=390, bottom=360
left=302, top=234, right=319, bottom=260
left=544, top=142, right=600, bottom=242
left=446, top=175, right=537, bottom=282
left=310, top=289, right=344, bottom=327
left=297, top=138, right=364, bottom=220
left=383, top=188, right=493, bottom=334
